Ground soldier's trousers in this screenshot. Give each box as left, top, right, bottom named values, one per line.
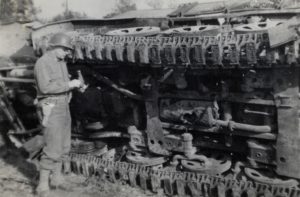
left=38, top=97, right=71, bottom=171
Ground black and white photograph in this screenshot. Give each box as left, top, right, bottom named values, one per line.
left=0, top=0, right=300, bottom=196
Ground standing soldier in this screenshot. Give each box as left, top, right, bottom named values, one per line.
left=34, top=33, right=82, bottom=197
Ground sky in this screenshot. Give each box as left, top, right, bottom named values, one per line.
left=33, top=0, right=220, bottom=20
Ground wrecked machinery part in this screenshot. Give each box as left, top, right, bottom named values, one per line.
left=72, top=131, right=130, bottom=139
left=216, top=120, right=272, bottom=133
left=0, top=77, right=35, bottom=83
left=0, top=81, right=26, bottom=133
left=125, top=150, right=167, bottom=166
left=4, top=5, right=300, bottom=197
left=244, top=168, right=299, bottom=188
left=9, top=69, right=34, bottom=78
left=83, top=67, right=145, bottom=101
left=180, top=152, right=232, bottom=176
left=65, top=153, right=300, bottom=197
left=8, top=126, right=42, bottom=135
left=0, top=65, right=34, bottom=71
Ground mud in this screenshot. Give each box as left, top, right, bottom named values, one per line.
left=0, top=147, right=165, bottom=197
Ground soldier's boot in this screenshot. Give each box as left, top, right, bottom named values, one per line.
left=36, top=169, right=50, bottom=197
left=50, top=162, right=72, bottom=191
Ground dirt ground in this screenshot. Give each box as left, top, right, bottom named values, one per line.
left=0, top=147, right=166, bottom=197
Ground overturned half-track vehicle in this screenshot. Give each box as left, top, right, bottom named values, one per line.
left=2, top=0, right=300, bottom=196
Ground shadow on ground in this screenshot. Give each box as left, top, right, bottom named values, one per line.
left=0, top=146, right=38, bottom=183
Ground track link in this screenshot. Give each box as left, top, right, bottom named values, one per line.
left=65, top=153, right=300, bottom=197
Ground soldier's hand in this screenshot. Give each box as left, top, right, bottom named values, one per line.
left=68, top=79, right=83, bottom=89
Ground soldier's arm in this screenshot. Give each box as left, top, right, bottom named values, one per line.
left=34, top=61, right=70, bottom=94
